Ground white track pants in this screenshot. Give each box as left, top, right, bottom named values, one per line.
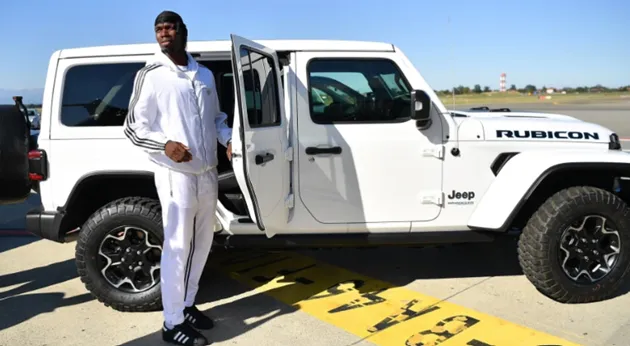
left=153, top=164, right=219, bottom=326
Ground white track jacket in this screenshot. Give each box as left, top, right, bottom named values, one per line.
left=123, top=50, right=232, bottom=175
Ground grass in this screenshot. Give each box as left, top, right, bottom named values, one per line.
left=438, top=91, right=630, bottom=106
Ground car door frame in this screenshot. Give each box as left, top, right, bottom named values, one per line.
left=292, top=50, right=445, bottom=229
left=229, top=34, right=291, bottom=237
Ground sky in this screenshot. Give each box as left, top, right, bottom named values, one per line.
left=1, top=0, right=628, bottom=100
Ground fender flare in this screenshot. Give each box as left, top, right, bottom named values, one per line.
left=467, top=150, right=630, bottom=231
left=28, top=170, right=155, bottom=243
left=58, top=170, right=154, bottom=213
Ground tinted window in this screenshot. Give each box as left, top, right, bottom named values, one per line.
left=238, top=47, right=281, bottom=127
left=218, top=72, right=235, bottom=128
left=221, top=70, right=285, bottom=128
left=307, top=59, right=412, bottom=124
left=61, top=62, right=144, bottom=127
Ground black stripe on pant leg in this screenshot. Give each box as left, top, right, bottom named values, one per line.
left=184, top=216, right=196, bottom=303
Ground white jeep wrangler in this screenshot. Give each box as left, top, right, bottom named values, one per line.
left=2, top=35, right=629, bottom=313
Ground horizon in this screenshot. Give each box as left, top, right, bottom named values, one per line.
left=1, top=0, right=627, bottom=104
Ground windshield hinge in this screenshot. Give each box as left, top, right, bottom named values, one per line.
left=422, top=145, right=444, bottom=159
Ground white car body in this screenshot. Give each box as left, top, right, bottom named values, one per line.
left=7, top=34, right=630, bottom=310
left=33, top=38, right=622, bottom=236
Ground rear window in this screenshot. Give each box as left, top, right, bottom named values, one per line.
left=60, top=62, right=144, bottom=127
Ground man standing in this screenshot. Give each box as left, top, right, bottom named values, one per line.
left=123, top=10, right=232, bottom=346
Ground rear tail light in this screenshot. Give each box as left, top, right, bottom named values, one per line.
left=29, top=173, right=43, bottom=181
left=28, top=149, right=48, bottom=181
left=28, top=150, right=41, bottom=159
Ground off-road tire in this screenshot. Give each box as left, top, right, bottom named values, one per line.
left=76, top=196, right=164, bottom=312
left=518, top=186, right=630, bottom=303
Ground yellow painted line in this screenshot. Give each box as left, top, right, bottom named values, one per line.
left=208, top=250, right=583, bottom=346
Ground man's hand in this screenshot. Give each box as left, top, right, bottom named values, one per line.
left=165, top=140, right=192, bottom=163
left=226, top=141, right=232, bottom=161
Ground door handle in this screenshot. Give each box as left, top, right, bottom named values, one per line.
left=255, top=153, right=274, bottom=165
left=305, top=146, right=342, bottom=155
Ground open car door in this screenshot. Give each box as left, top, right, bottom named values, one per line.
left=230, top=34, right=291, bottom=237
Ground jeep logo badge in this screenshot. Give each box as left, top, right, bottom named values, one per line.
left=447, top=190, right=475, bottom=205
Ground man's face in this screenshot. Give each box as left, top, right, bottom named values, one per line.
left=155, top=22, right=179, bottom=51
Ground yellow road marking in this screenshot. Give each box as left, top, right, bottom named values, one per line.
left=209, top=250, right=583, bottom=346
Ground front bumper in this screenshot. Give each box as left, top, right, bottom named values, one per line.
left=25, top=209, right=66, bottom=243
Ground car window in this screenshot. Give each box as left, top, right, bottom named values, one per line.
left=307, top=59, right=412, bottom=124
left=59, top=60, right=283, bottom=128
left=60, top=62, right=144, bottom=127
left=222, top=52, right=284, bottom=129
left=236, top=47, right=282, bottom=128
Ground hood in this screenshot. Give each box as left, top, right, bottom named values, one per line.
left=448, top=108, right=580, bottom=121
left=448, top=109, right=614, bottom=144
left=147, top=49, right=200, bottom=78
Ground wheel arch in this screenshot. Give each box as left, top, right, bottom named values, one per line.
left=468, top=152, right=630, bottom=232
left=58, top=170, right=158, bottom=236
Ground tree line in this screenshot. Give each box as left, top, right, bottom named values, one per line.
left=436, top=84, right=630, bottom=95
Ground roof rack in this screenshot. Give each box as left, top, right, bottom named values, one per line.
left=468, top=106, right=511, bottom=112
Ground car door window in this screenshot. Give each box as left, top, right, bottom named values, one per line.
left=307, top=58, right=412, bottom=124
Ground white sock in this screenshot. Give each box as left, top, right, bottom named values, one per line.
left=164, top=322, right=175, bottom=329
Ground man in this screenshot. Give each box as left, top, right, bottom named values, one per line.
left=123, top=10, right=232, bottom=346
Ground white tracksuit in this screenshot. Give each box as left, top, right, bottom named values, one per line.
left=123, top=49, right=232, bottom=326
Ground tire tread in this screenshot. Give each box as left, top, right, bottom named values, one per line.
left=518, top=186, right=630, bottom=303
left=75, top=196, right=163, bottom=312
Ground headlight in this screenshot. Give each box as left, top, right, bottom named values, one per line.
left=609, top=133, right=621, bottom=150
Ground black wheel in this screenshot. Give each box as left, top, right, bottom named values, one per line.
left=518, top=186, right=630, bottom=303
left=76, top=196, right=164, bottom=312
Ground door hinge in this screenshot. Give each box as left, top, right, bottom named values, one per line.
left=421, top=192, right=443, bottom=206
left=422, top=145, right=444, bottom=159
left=284, top=147, right=294, bottom=161
left=285, top=194, right=294, bottom=208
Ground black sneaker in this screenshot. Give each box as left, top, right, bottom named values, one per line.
left=162, top=322, right=209, bottom=346
left=184, top=305, right=214, bottom=330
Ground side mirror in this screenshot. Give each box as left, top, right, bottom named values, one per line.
left=410, top=89, right=432, bottom=129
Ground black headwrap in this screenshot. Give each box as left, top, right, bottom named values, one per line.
left=154, top=10, right=188, bottom=50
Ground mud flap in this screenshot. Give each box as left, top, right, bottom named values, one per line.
left=0, top=96, right=34, bottom=204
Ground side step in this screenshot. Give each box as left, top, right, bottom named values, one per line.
left=219, top=193, right=249, bottom=216
left=214, top=231, right=497, bottom=250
